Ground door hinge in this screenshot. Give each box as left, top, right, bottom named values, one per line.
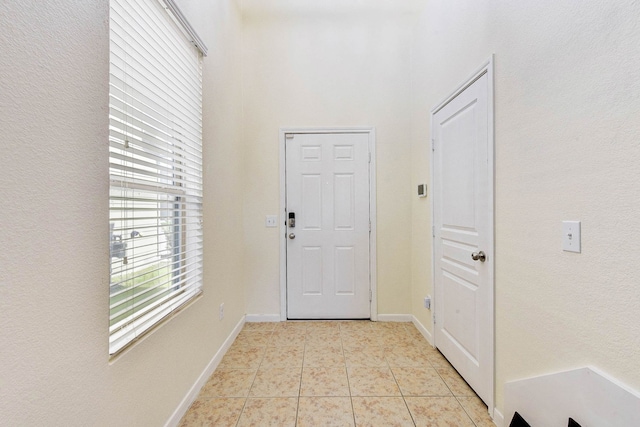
left=369, top=221, right=372, bottom=232
left=431, top=139, right=435, bottom=152
left=433, top=313, right=436, bottom=325
left=432, top=226, right=435, bottom=237
left=368, top=152, right=371, bottom=163
left=369, top=289, right=372, bottom=302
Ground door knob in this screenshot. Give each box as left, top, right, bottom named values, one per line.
left=289, top=233, right=296, bottom=239
left=471, top=251, right=486, bottom=262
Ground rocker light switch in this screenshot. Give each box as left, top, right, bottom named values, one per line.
left=562, top=221, right=581, bottom=253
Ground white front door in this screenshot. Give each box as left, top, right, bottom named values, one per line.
left=286, top=132, right=371, bottom=319
left=433, top=70, right=493, bottom=406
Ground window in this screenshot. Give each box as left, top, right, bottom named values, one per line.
left=108, top=0, right=206, bottom=355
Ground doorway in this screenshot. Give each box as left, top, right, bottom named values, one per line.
left=279, top=128, right=377, bottom=320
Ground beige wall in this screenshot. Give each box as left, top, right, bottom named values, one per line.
left=241, top=0, right=425, bottom=317
left=410, top=0, right=640, bottom=415
left=0, top=0, right=246, bottom=424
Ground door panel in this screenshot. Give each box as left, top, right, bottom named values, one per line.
left=334, top=246, right=356, bottom=295
left=301, top=175, right=322, bottom=229
left=433, top=72, right=492, bottom=405
left=442, top=271, right=478, bottom=360
left=286, top=132, right=370, bottom=319
left=302, top=247, right=322, bottom=295
left=334, top=174, right=355, bottom=229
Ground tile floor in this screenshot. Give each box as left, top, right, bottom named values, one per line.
left=179, top=321, right=495, bottom=426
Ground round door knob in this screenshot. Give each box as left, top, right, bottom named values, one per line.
left=471, top=251, right=486, bottom=262
left=289, top=233, right=296, bottom=239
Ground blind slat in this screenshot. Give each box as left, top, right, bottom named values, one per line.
left=108, top=103, right=202, bottom=157
left=108, top=174, right=203, bottom=193
left=109, top=258, right=203, bottom=310
left=109, top=264, right=203, bottom=315
left=109, top=241, right=203, bottom=268
left=109, top=120, right=202, bottom=164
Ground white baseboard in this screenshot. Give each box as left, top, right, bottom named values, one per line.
left=164, top=316, right=246, bottom=427
left=245, top=314, right=281, bottom=322
left=492, top=408, right=504, bottom=427
left=376, top=314, right=412, bottom=322
left=410, top=315, right=433, bottom=345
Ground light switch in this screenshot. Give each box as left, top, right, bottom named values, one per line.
left=562, top=221, right=581, bottom=253
left=265, top=215, right=278, bottom=228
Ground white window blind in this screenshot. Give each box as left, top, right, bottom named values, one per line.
left=109, top=0, right=203, bottom=355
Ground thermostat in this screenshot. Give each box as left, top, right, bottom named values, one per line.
left=417, top=184, right=427, bottom=198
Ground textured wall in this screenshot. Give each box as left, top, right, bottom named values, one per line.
left=410, top=0, right=640, bottom=416
left=240, top=0, right=425, bottom=317
left=0, top=0, right=246, bottom=425
left=0, top=1, right=112, bottom=424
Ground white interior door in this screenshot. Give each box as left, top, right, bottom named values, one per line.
left=286, top=132, right=370, bottom=319
left=433, top=70, right=493, bottom=406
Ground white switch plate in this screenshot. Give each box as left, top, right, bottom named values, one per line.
left=265, top=215, right=278, bottom=227
left=562, top=221, right=581, bottom=253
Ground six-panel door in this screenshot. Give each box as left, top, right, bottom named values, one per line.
left=286, top=132, right=371, bottom=319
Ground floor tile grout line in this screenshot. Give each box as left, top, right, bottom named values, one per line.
left=233, top=352, right=262, bottom=427
left=455, top=395, right=481, bottom=427
left=388, top=360, right=418, bottom=426
left=233, top=396, right=248, bottom=427
left=233, top=329, right=274, bottom=426
left=295, top=333, right=307, bottom=427
left=434, top=368, right=478, bottom=425
left=340, top=324, right=358, bottom=427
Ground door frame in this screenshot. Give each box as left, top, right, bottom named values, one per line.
left=430, top=56, right=495, bottom=416
left=279, top=127, right=377, bottom=321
